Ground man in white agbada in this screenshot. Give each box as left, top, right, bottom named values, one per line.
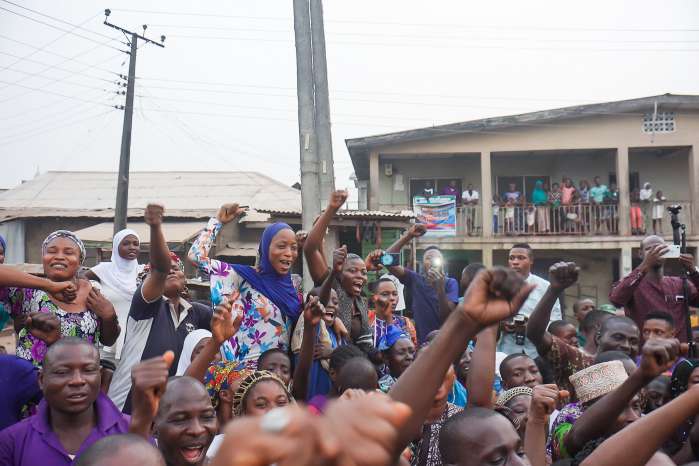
left=86, top=228, right=143, bottom=362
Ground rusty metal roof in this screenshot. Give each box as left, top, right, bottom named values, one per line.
left=257, top=208, right=414, bottom=220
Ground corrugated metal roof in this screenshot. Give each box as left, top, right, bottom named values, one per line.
left=257, top=208, right=414, bottom=219
left=0, top=171, right=301, bottom=218
left=74, top=221, right=204, bottom=244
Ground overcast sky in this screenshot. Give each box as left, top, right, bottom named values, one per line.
left=1, top=0, right=698, bottom=206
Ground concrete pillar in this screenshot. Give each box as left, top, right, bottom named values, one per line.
left=621, top=245, right=633, bottom=278
left=482, top=246, right=494, bottom=268
left=616, top=147, right=631, bottom=236
left=689, top=146, right=699, bottom=235
left=368, top=151, right=380, bottom=211
left=481, top=151, right=493, bottom=237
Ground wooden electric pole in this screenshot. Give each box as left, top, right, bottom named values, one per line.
left=103, top=9, right=164, bottom=235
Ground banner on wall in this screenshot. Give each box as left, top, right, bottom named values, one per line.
left=412, top=195, right=456, bottom=236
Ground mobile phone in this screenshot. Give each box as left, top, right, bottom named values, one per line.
left=513, top=314, right=526, bottom=325
left=373, top=252, right=400, bottom=267
left=661, top=244, right=681, bottom=259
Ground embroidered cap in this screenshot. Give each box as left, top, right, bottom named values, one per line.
left=569, top=360, right=628, bottom=403
left=496, top=386, right=533, bottom=407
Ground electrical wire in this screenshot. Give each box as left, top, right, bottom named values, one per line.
left=0, top=5, right=123, bottom=50
left=0, top=108, right=116, bottom=146
left=0, top=79, right=118, bottom=106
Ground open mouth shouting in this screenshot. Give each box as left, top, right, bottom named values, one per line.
left=180, top=443, right=207, bottom=463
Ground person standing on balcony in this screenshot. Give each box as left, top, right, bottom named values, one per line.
left=609, top=235, right=699, bottom=343
left=589, top=176, right=609, bottom=234
left=504, top=183, right=523, bottom=233
left=578, top=179, right=591, bottom=233
left=497, top=243, right=561, bottom=358
left=549, top=182, right=563, bottom=233
left=652, top=190, right=667, bottom=235
left=461, top=184, right=479, bottom=235
left=561, top=178, right=576, bottom=233
left=640, top=182, right=654, bottom=235
left=384, top=225, right=459, bottom=344
left=607, top=182, right=620, bottom=234
left=630, top=189, right=644, bottom=235
left=441, top=179, right=460, bottom=201
left=531, top=180, right=549, bottom=234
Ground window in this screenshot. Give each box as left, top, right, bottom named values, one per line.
left=642, top=112, right=675, bottom=133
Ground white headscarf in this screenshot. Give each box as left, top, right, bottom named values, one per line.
left=176, top=329, right=212, bottom=376
left=91, top=229, right=141, bottom=300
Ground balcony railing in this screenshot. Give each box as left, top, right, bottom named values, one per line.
left=453, top=201, right=691, bottom=237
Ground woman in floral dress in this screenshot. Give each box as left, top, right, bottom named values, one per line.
left=188, top=203, right=302, bottom=368
left=0, top=231, right=119, bottom=366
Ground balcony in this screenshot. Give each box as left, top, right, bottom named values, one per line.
left=454, top=201, right=691, bottom=237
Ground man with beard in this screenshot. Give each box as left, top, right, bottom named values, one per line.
left=610, top=235, right=699, bottom=343
left=0, top=338, right=129, bottom=465
left=109, top=204, right=211, bottom=413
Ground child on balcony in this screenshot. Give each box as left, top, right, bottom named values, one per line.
left=652, top=190, right=666, bottom=235
left=630, top=189, right=644, bottom=235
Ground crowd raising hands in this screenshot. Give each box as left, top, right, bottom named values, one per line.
left=0, top=190, right=698, bottom=466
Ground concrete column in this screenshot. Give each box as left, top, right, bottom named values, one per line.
left=368, top=151, right=380, bottom=211
left=480, top=151, right=493, bottom=237
left=482, top=245, right=493, bottom=268
left=616, top=147, right=631, bottom=236
left=689, top=146, right=699, bottom=235
left=621, top=245, right=633, bottom=278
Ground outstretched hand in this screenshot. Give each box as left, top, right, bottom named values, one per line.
left=47, top=280, right=78, bottom=303
left=130, top=351, right=175, bottom=433
left=639, top=338, right=680, bottom=382
left=365, top=249, right=384, bottom=272
left=529, top=384, right=568, bottom=424
left=217, top=203, right=246, bottom=224
left=460, top=267, right=535, bottom=330
left=327, top=190, right=349, bottom=211
left=332, top=245, right=348, bottom=275
left=211, top=298, right=243, bottom=345
left=303, top=295, right=324, bottom=326
left=408, top=224, right=427, bottom=239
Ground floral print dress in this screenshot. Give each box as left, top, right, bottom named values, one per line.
left=0, top=286, right=101, bottom=366
left=189, top=218, right=298, bottom=367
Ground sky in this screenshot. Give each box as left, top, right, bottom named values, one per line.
left=1, top=0, right=698, bottom=207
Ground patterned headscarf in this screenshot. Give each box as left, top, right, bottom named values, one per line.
left=137, top=251, right=184, bottom=284
left=42, top=230, right=86, bottom=264
left=670, top=359, right=699, bottom=399
left=204, top=360, right=251, bottom=408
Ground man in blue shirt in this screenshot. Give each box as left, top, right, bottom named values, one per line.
left=385, top=224, right=459, bottom=343
left=0, top=355, right=42, bottom=431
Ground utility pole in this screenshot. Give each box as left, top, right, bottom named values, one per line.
left=293, top=0, right=320, bottom=235
left=103, top=9, right=165, bottom=235
left=309, top=0, right=335, bottom=201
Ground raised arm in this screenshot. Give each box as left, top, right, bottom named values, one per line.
left=466, top=325, right=497, bottom=408
left=292, top=296, right=323, bottom=401
left=609, top=243, right=667, bottom=308
left=185, top=298, right=241, bottom=383
left=563, top=338, right=679, bottom=456
left=389, top=267, right=535, bottom=452
left=304, top=190, right=348, bottom=285
left=0, top=265, right=77, bottom=300
left=141, top=204, right=173, bottom=302
left=581, top=384, right=699, bottom=466
left=526, top=262, right=579, bottom=353
left=129, top=351, right=175, bottom=439
left=385, top=224, right=426, bottom=281
left=187, top=203, right=245, bottom=273
left=525, top=384, right=566, bottom=466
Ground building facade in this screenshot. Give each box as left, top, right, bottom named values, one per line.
left=347, top=94, right=699, bottom=315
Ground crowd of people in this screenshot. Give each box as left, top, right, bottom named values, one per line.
left=0, top=189, right=698, bottom=466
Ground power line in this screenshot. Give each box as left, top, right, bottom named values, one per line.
left=0, top=79, right=119, bottom=107
left=0, top=5, right=123, bottom=51
left=0, top=108, right=116, bottom=146
left=0, top=34, right=122, bottom=76
left=0, top=87, right=108, bottom=122
left=115, top=9, right=699, bottom=33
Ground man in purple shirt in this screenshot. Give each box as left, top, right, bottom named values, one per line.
left=385, top=224, right=459, bottom=343
left=0, top=337, right=129, bottom=466
left=610, top=235, right=699, bottom=343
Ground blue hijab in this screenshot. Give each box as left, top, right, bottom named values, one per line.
left=232, top=223, right=301, bottom=321
left=0, top=235, right=6, bottom=255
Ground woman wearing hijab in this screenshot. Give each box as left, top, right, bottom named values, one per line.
left=532, top=180, right=550, bottom=234
left=188, top=203, right=302, bottom=368
left=0, top=230, right=119, bottom=366
left=85, top=229, right=142, bottom=361
left=176, top=329, right=215, bottom=376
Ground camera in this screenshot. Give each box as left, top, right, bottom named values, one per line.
left=667, top=205, right=682, bottom=216
left=373, top=252, right=400, bottom=267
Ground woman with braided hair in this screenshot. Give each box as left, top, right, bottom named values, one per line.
left=233, top=370, right=293, bottom=417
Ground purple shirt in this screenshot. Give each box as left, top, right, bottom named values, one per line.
left=609, top=267, right=699, bottom=343
left=0, top=355, right=41, bottom=431
left=0, top=392, right=129, bottom=466
left=401, top=269, right=459, bottom=343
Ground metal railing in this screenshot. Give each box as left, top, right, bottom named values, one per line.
left=453, top=201, right=691, bottom=237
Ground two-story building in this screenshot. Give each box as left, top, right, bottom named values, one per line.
left=346, top=94, right=699, bottom=315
